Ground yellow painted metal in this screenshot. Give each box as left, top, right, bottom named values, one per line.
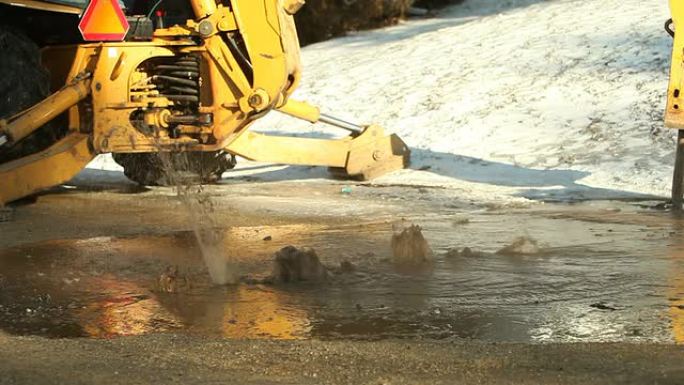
left=227, top=131, right=351, bottom=167
left=5, top=0, right=302, bottom=154
left=283, top=0, right=305, bottom=15
left=88, top=42, right=182, bottom=153
left=0, top=0, right=81, bottom=14
left=345, top=127, right=411, bottom=179
left=666, top=0, right=684, bottom=128
left=189, top=0, right=216, bottom=20
left=0, top=133, right=94, bottom=205
left=43, top=0, right=299, bottom=153
left=195, top=5, right=237, bottom=34
left=277, top=99, right=321, bottom=123
left=231, top=0, right=281, bottom=82
left=0, top=77, right=91, bottom=145
left=226, top=125, right=410, bottom=179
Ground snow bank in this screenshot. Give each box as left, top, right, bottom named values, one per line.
left=250, top=0, right=675, bottom=199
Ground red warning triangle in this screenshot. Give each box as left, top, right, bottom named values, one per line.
left=79, top=0, right=129, bottom=41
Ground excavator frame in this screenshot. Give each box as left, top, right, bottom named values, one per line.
left=0, top=0, right=410, bottom=204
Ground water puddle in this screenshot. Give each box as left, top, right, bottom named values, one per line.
left=2, top=202, right=684, bottom=343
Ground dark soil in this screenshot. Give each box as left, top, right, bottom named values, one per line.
left=294, top=0, right=464, bottom=46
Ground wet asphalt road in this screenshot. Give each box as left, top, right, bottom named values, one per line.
left=1, top=181, right=684, bottom=383
left=3, top=333, right=684, bottom=385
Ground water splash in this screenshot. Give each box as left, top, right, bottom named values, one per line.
left=156, top=152, right=238, bottom=285
left=496, top=236, right=541, bottom=256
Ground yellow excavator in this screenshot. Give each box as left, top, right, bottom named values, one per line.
left=0, top=0, right=410, bottom=204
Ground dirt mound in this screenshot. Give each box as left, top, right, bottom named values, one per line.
left=272, top=246, right=329, bottom=283
left=391, top=224, right=432, bottom=263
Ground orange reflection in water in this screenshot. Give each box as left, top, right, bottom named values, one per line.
left=74, top=275, right=310, bottom=339
left=219, top=287, right=310, bottom=340
left=668, top=254, right=684, bottom=344
left=668, top=224, right=684, bottom=344
left=67, top=224, right=318, bottom=339
left=75, top=275, right=181, bottom=338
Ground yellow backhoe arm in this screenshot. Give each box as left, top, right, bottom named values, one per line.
left=0, top=76, right=91, bottom=148
left=227, top=99, right=410, bottom=180
left=0, top=133, right=95, bottom=205
left=666, top=0, right=684, bottom=128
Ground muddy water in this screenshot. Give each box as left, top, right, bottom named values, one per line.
left=156, top=152, right=238, bottom=285
left=1, top=199, right=684, bottom=343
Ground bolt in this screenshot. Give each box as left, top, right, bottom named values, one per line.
left=372, top=150, right=383, bottom=161
left=95, top=82, right=102, bottom=91
left=198, top=20, right=214, bottom=37
left=248, top=94, right=263, bottom=108
left=218, top=19, right=230, bottom=31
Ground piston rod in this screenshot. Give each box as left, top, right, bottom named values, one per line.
left=319, top=113, right=363, bottom=133
left=276, top=99, right=362, bottom=134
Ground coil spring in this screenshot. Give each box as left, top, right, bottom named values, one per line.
left=152, top=56, right=200, bottom=104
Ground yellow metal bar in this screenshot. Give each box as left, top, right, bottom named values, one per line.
left=230, top=0, right=296, bottom=105
left=276, top=99, right=321, bottom=123
left=0, top=133, right=94, bottom=205
left=225, top=125, right=410, bottom=179
left=666, top=0, right=684, bottom=128
left=1, top=78, right=91, bottom=145
left=226, top=131, right=351, bottom=167
left=190, top=0, right=217, bottom=19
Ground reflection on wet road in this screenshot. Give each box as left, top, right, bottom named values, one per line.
left=1, top=200, right=684, bottom=343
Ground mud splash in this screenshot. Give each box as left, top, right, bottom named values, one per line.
left=390, top=224, right=432, bottom=264
left=496, top=236, right=541, bottom=256
left=156, top=152, right=237, bottom=285
left=272, top=246, right=328, bottom=283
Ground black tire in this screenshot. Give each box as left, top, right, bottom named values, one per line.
left=0, top=25, right=66, bottom=164
left=112, top=151, right=237, bottom=186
